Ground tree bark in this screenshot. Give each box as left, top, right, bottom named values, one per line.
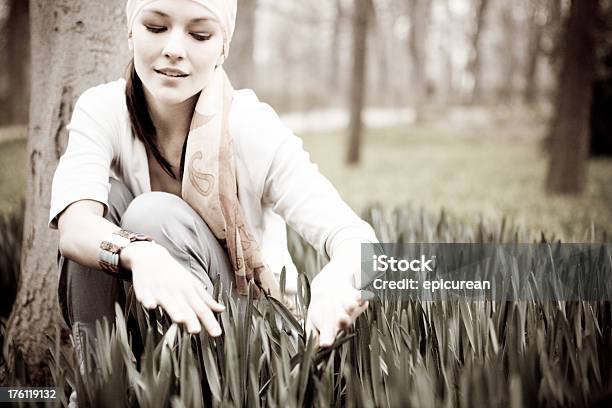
left=589, top=3, right=612, bottom=157
left=0, top=0, right=30, bottom=125
left=544, top=0, right=563, bottom=69
left=224, top=0, right=257, bottom=89
left=467, top=0, right=490, bottom=104
left=498, top=3, right=518, bottom=103
left=328, top=0, right=344, bottom=94
left=346, top=0, right=371, bottom=165
left=4, top=0, right=128, bottom=384
left=523, top=0, right=544, bottom=104
left=407, top=0, right=431, bottom=122
left=545, top=0, right=599, bottom=194
left=369, top=0, right=391, bottom=105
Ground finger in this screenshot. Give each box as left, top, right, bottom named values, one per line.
left=199, top=307, right=223, bottom=337
left=132, top=277, right=150, bottom=305
left=141, top=293, right=157, bottom=309
left=354, top=289, right=367, bottom=306
left=186, top=289, right=222, bottom=337
left=337, top=311, right=351, bottom=330
left=161, top=295, right=201, bottom=334
left=350, top=301, right=369, bottom=320
left=343, top=298, right=359, bottom=315
left=197, top=284, right=226, bottom=312
left=139, top=288, right=157, bottom=309
left=318, top=322, right=338, bottom=348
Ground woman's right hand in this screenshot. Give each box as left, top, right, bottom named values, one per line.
left=120, top=241, right=226, bottom=336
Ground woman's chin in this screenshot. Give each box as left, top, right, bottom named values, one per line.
left=149, top=89, right=195, bottom=107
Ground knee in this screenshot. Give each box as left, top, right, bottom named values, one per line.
left=121, top=192, right=195, bottom=236
left=106, top=177, right=134, bottom=224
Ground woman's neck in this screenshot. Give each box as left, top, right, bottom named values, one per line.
left=144, top=89, right=198, bottom=146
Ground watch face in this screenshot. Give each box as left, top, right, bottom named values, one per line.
left=132, top=233, right=153, bottom=242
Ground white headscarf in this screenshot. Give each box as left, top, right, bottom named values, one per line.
left=125, top=0, right=237, bottom=63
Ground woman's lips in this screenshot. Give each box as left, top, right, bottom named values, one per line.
left=154, top=69, right=189, bottom=78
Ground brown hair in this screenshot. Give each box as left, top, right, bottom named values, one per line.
left=124, top=59, right=189, bottom=181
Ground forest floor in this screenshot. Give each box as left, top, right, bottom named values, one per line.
left=1, top=105, right=611, bottom=241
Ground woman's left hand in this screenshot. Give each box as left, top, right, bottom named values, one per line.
left=305, top=259, right=369, bottom=348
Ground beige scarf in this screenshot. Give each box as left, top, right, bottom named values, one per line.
left=126, top=0, right=282, bottom=300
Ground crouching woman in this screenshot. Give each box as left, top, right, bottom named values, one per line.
left=49, top=0, right=379, bottom=367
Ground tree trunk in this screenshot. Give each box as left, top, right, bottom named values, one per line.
left=407, top=0, right=431, bottom=122
left=544, top=0, right=563, bottom=69
left=370, top=0, right=391, bottom=105
left=468, top=0, right=490, bottom=104
left=0, top=0, right=30, bottom=125
left=346, top=0, right=371, bottom=165
left=589, top=3, right=612, bottom=157
left=4, top=0, right=128, bottom=384
left=225, top=0, right=257, bottom=89
left=498, top=3, right=518, bottom=103
left=545, top=0, right=599, bottom=194
left=523, top=0, right=544, bottom=104
left=328, top=0, right=344, bottom=95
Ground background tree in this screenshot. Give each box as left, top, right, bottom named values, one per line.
left=224, top=0, right=257, bottom=89
left=407, top=0, right=432, bottom=122
left=523, top=0, right=545, bottom=104
left=545, top=0, right=600, bottom=194
left=328, top=0, right=345, bottom=95
left=0, top=0, right=29, bottom=126
left=497, top=2, right=518, bottom=103
left=4, top=0, right=128, bottom=383
left=468, top=0, right=490, bottom=104
left=590, top=0, right=612, bottom=157
left=543, top=0, right=563, bottom=70
left=346, top=0, right=372, bottom=165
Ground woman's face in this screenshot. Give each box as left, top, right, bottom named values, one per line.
left=131, top=0, right=224, bottom=107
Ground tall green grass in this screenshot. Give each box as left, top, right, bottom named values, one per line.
left=3, top=206, right=610, bottom=407
left=1, top=120, right=611, bottom=406
left=0, top=203, right=23, bottom=318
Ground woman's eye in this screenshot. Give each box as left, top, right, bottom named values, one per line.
left=145, top=25, right=166, bottom=33
left=191, top=33, right=212, bottom=42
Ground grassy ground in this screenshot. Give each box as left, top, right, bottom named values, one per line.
left=1, top=116, right=612, bottom=406
left=300, top=107, right=612, bottom=242
left=1, top=108, right=611, bottom=241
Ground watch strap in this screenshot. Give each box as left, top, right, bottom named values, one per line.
left=98, top=229, right=154, bottom=277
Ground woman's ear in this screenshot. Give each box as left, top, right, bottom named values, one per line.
left=128, top=34, right=134, bottom=51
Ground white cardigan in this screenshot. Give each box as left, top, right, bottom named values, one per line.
left=49, top=78, right=378, bottom=292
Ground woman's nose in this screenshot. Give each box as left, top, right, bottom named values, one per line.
left=162, top=30, right=186, bottom=60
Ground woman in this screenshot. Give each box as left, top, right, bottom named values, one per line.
left=49, top=0, right=378, bottom=359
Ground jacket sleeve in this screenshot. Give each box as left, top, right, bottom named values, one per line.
left=256, top=104, right=379, bottom=261
left=48, top=86, right=117, bottom=230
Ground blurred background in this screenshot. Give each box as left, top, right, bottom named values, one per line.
left=0, top=0, right=611, bottom=386
left=1, top=0, right=611, bottom=238
left=0, top=0, right=611, bottom=313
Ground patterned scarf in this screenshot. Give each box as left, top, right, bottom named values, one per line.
left=126, top=0, right=282, bottom=299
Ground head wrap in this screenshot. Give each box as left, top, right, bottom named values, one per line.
left=126, top=0, right=236, bottom=63
left=124, top=0, right=283, bottom=301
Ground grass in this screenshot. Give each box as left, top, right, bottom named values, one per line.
left=1, top=109, right=611, bottom=405
left=2, top=109, right=612, bottom=240
left=3, top=210, right=611, bottom=407
left=300, top=109, right=612, bottom=242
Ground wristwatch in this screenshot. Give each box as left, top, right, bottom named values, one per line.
left=98, top=229, right=154, bottom=278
